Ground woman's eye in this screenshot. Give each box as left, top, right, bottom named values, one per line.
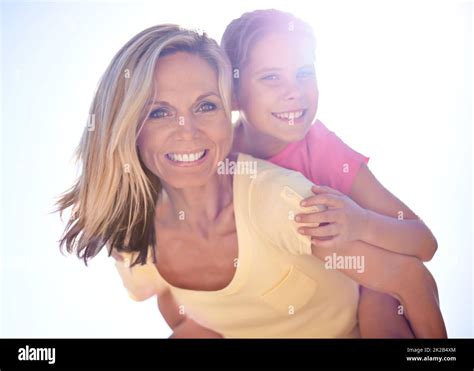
left=149, top=108, right=170, bottom=119
left=261, top=74, right=278, bottom=81
left=197, top=102, right=217, bottom=112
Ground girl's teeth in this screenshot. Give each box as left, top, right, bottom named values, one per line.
left=167, top=150, right=206, bottom=163
left=275, top=110, right=304, bottom=120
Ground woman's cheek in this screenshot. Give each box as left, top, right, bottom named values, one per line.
left=137, top=131, right=160, bottom=168
left=136, top=124, right=153, bottom=149
left=136, top=141, right=151, bottom=168
left=208, top=117, right=233, bottom=156
left=218, top=119, right=234, bottom=146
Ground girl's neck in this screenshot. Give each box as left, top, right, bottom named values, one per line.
left=233, top=120, right=289, bottom=160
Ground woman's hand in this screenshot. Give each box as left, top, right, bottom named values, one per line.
left=295, top=185, right=369, bottom=248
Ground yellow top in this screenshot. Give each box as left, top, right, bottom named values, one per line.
left=114, top=153, right=360, bottom=338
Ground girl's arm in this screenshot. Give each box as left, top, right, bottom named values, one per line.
left=350, top=163, right=437, bottom=261
left=297, top=163, right=437, bottom=261
left=249, top=162, right=445, bottom=337
left=309, top=239, right=446, bottom=338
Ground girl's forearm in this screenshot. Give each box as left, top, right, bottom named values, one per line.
left=362, top=209, right=437, bottom=261
left=312, top=240, right=417, bottom=297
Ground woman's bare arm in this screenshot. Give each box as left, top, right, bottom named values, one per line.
left=112, top=250, right=223, bottom=337
left=158, top=289, right=223, bottom=338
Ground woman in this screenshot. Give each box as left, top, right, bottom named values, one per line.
left=56, top=25, right=444, bottom=338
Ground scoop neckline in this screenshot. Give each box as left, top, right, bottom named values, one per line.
left=152, top=152, right=250, bottom=296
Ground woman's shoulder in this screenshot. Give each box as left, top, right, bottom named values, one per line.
left=235, top=152, right=295, bottom=177
left=113, top=246, right=169, bottom=300
left=233, top=152, right=318, bottom=207
left=233, top=152, right=321, bottom=256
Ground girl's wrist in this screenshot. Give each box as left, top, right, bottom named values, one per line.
left=359, top=207, right=373, bottom=243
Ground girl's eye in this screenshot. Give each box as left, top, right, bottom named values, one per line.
left=297, top=69, right=315, bottom=79
left=149, top=108, right=170, bottom=119
left=261, top=74, right=278, bottom=81
left=197, top=102, right=217, bottom=112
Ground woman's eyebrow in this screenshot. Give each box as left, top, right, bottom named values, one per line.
left=146, top=92, right=220, bottom=107
left=146, top=99, right=170, bottom=107
left=194, top=92, right=220, bottom=101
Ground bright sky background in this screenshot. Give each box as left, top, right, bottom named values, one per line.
left=1, top=0, right=472, bottom=338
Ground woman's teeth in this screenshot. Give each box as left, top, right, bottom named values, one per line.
left=166, top=150, right=206, bottom=163
left=273, top=110, right=305, bottom=120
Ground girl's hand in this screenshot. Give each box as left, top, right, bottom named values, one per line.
left=295, top=185, right=369, bottom=248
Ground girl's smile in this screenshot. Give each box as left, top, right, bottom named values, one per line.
left=271, top=108, right=308, bottom=125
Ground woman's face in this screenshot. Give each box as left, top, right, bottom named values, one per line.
left=137, top=52, right=233, bottom=189
left=236, top=30, right=318, bottom=143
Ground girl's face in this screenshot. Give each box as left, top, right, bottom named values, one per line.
left=236, top=30, right=318, bottom=143
left=137, top=52, right=233, bottom=189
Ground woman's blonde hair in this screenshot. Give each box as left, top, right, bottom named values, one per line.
left=56, top=24, right=232, bottom=267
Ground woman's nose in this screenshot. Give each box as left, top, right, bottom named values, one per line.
left=174, top=115, right=199, bottom=139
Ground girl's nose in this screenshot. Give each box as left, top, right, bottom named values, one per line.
left=282, top=81, right=304, bottom=101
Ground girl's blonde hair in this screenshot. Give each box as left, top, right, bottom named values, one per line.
left=56, top=24, right=232, bottom=267
left=221, top=9, right=316, bottom=91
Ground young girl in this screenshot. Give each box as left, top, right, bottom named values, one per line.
left=221, top=9, right=446, bottom=338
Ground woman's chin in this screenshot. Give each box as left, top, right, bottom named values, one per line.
left=163, top=175, right=211, bottom=189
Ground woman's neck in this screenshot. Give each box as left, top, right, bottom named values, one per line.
left=233, top=120, right=288, bottom=160
left=159, top=162, right=234, bottom=232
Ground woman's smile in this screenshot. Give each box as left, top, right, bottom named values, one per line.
left=164, top=149, right=210, bottom=167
